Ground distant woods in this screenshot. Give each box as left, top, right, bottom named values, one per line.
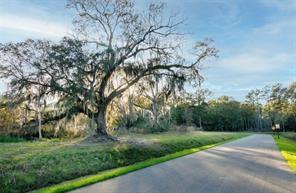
left=170, top=82, right=295, bottom=132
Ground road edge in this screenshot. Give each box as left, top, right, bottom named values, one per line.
left=273, top=135, right=296, bottom=173
left=32, top=133, right=250, bottom=193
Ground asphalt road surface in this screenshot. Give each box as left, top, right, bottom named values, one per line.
left=71, top=134, right=296, bottom=193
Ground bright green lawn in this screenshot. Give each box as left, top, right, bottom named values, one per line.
left=0, top=132, right=248, bottom=193
left=274, top=136, right=296, bottom=173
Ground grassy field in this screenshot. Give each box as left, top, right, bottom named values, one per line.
left=280, top=132, right=296, bottom=141
left=274, top=135, right=296, bottom=173
left=0, top=132, right=248, bottom=193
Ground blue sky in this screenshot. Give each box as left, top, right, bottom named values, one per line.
left=0, top=0, right=295, bottom=101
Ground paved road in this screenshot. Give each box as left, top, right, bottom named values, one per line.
left=71, top=134, right=296, bottom=193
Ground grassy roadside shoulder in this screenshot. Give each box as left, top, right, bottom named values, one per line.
left=273, top=136, right=296, bottom=173
left=32, top=133, right=249, bottom=193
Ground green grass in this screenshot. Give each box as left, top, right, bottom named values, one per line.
left=33, top=143, right=220, bottom=193
left=280, top=132, right=296, bottom=142
left=0, top=131, right=248, bottom=193
left=0, top=135, right=26, bottom=143
left=274, top=136, right=296, bottom=173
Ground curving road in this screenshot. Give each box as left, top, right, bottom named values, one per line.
left=71, top=134, right=296, bottom=193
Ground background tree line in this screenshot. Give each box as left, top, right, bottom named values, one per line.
left=0, top=81, right=294, bottom=138
left=170, top=82, right=296, bottom=132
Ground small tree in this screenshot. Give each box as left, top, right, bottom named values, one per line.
left=133, top=75, right=178, bottom=130
left=245, top=89, right=267, bottom=131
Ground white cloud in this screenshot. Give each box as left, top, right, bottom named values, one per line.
left=205, top=0, right=242, bottom=29
left=215, top=52, right=293, bottom=72
left=0, top=14, right=71, bottom=38
left=253, top=18, right=296, bottom=35
left=211, top=16, right=296, bottom=74
left=260, top=0, right=296, bottom=11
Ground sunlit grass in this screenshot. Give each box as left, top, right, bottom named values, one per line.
left=274, top=136, right=296, bottom=173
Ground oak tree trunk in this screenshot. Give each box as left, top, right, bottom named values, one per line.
left=97, top=105, right=108, bottom=136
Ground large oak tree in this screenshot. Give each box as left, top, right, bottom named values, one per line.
left=0, top=0, right=217, bottom=136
